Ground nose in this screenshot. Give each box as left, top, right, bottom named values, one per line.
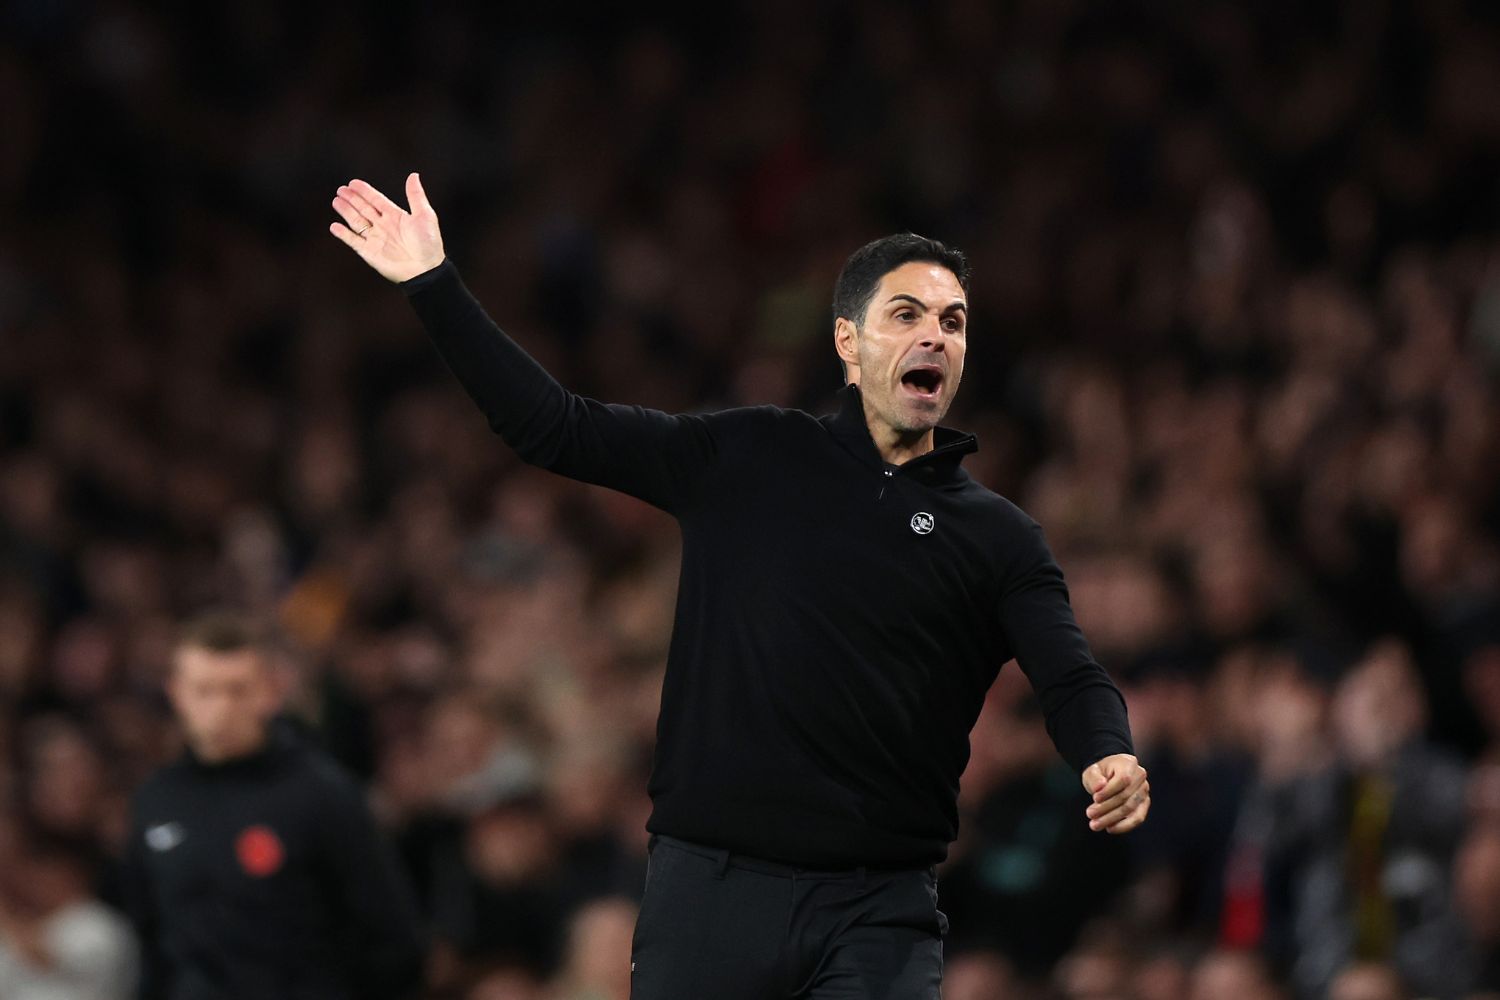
left=918, top=319, right=947, bottom=351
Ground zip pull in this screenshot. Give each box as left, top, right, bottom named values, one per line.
left=878, top=466, right=894, bottom=500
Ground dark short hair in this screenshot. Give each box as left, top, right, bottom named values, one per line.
left=831, top=233, right=970, bottom=379
left=177, top=610, right=266, bottom=655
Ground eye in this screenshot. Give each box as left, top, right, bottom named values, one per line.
left=896, top=310, right=916, bottom=322
left=942, top=317, right=964, bottom=333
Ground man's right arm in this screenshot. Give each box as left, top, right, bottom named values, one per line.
left=120, top=803, right=169, bottom=1000
left=330, top=173, right=719, bottom=514
left=399, top=258, right=717, bottom=513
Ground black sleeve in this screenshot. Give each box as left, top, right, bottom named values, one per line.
left=314, top=773, right=427, bottom=1000
left=401, top=260, right=719, bottom=514
left=998, top=518, right=1135, bottom=773
left=120, top=804, right=170, bottom=1000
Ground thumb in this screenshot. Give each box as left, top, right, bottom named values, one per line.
left=407, top=171, right=434, bottom=217
left=1081, top=762, right=1106, bottom=796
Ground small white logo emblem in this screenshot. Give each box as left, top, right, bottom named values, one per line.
left=145, top=822, right=185, bottom=852
left=910, top=512, right=935, bottom=535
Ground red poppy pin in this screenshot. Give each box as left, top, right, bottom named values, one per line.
left=235, top=825, right=285, bottom=877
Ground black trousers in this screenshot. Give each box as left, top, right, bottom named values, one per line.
left=629, top=833, right=948, bottom=999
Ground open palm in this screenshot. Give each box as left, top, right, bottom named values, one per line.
left=329, top=173, right=446, bottom=283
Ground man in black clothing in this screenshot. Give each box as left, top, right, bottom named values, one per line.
left=330, top=173, right=1149, bottom=998
left=122, top=613, right=426, bottom=1000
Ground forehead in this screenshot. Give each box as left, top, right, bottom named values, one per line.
left=173, top=645, right=265, bottom=679
left=873, top=261, right=966, bottom=307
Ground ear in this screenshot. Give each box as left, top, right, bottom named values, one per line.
left=265, top=656, right=295, bottom=708
left=834, top=317, right=861, bottom=384
left=164, top=650, right=186, bottom=703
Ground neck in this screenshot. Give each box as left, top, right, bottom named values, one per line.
left=861, top=396, right=934, bottom=465
left=191, top=730, right=271, bottom=765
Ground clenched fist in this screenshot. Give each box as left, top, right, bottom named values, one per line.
left=1081, top=753, right=1149, bottom=834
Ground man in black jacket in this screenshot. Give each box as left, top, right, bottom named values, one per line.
left=330, top=173, right=1149, bottom=999
left=122, top=613, right=425, bottom=1000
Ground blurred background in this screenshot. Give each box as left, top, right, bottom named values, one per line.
left=2, top=1, right=1500, bottom=998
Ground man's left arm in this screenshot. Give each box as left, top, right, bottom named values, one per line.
left=314, top=770, right=427, bottom=999
left=999, top=519, right=1150, bottom=835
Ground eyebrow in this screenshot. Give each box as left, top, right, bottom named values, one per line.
left=887, top=293, right=967, bottom=313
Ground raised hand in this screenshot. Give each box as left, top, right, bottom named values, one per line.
left=1081, top=753, right=1150, bottom=834
left=329, top=173, right=446, bottom=283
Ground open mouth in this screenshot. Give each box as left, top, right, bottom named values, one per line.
left=899, top=365, right=944, bottom=400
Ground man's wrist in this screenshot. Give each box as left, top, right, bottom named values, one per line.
left=399, top=257, right=450, bottom=293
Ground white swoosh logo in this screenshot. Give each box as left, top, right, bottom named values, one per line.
left=145, top=822, right=185, bottom=852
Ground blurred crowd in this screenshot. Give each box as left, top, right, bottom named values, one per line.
left=2, top=0, right=1500, bottom=998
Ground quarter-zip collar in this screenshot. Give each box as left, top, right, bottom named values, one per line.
left=181, top=717, right=298, bottom=775
left=823, top=383, right=978, bottom=485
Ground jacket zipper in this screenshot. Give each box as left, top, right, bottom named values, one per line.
left=876, top=431, right=974, bottom=500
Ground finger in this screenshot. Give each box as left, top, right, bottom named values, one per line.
left=329, top=221, right=364, bottom=250
left=331, top=196, right=372, bottom=234
left=1105, top=797, right=1151, bottom=835
left=1085, top=769, right=1148, bottom=817
left=1087, top=789, right=1133, bottom=820
left=337, top=186, right=386, bottom=227
left=1091, top=786, right=1150, bottom=831
left=1090, top=768, right=1133, bottom=803
left=1089, top=800, right=1131, bottom=830
left=406, top=172, right=434, bottom=217
left=349, top=178, right=402, bottom=217
left=1094, top=763, right=1147, bottom=802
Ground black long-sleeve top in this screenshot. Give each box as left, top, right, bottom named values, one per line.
left=403, top=259, right=1133, bottom=868
left=122, top=724, right=425, bottom=1000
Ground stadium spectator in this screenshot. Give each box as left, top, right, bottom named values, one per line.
left=0, top=834, right=136, bottom=1000
left=1328, top=962, right=1410, bottom=1000
left=1254, top=641, right=1471, bottom=998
